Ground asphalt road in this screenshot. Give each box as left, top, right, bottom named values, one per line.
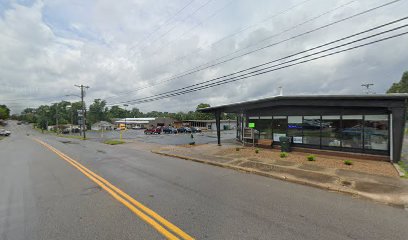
left=1, top=121, right=408, bottom=240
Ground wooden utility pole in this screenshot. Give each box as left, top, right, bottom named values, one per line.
left=75, top=84, right=90, bottom=139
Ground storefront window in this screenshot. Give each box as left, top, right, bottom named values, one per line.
left=342, top=115, right=363, bottom=149
left=288, top=116, right=303, bottom=144
left=258, top=116, right=273, bottom=139
left=273, top=116, right=287, bottom=141
left=321, top=116, right=341, bottom=147
left=364, top=115, right=389, bottom=151
left=303, top=116, right=321, bottom=145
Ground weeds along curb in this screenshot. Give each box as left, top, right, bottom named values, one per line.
left=151, top=150, right=407, bottom=208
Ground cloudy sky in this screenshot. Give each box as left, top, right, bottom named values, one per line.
left=1, top=0, right=408, bottom=114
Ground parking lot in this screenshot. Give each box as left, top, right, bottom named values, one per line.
left=84, top=129, right=236, bottom=145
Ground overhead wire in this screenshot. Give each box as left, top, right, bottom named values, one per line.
left=104, top=0, right=399, bottom=101
left=106, top=19, right=408, bottom=105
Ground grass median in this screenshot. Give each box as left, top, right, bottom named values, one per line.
left=104, top=139, right=125, bottom=145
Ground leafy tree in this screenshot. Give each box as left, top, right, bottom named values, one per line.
left=107, top=106, right=129, bottom=119
left=88, top=99, right=108, bottom=124
left=387, top=71, right=408, bottom=93
left=0, top=104, right=10, bottom=119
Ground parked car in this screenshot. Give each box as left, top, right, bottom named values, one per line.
left=163, top=127, right=178, bottom=134
left=191, top=127, right=202, bottom=133
left=177, top=127, right=192, bottom=133
left=0, top=129, right=11, bottom=136
left=144, top=127, right=162, bottom=134
left=62, top=128, right=70, bottom=134
left=17, top=121, right=22, bottom=125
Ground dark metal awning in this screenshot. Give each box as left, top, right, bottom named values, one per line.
left=198, top=94, right=408, bottom=113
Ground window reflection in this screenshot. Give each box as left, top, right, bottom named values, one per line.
left=273, top=116, right=287, bottom=141
left=303, top=116, right=321, bottom=145
left=258, top=116, right=273, bottom=139
left=288, top=116, right=303, bottom=144
left=364, top=115, right=388, bottom=150
left=321, top=116, right=341, bottom=147
left=342, top=115, right=363, bottom=149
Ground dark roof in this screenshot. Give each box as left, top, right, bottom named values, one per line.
left=198, top=94, right=408, bottom=113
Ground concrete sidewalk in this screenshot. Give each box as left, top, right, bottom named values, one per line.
left=153, top=144, right=408, bottom=207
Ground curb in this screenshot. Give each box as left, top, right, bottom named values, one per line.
left=393, top=163, right=406, bottom=177
left=152, top=150, right=408, bottom=208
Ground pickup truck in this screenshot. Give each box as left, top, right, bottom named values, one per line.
left=0, top=129, right=11, bottom=136
left=144, top=127, right=162, bottom=134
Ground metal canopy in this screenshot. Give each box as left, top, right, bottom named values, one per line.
left=198, top=94, right=408, bottom=113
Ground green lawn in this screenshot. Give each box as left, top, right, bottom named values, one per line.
left=397, top=161, right=408, bottom=179
left=103, top=140, right=125, bottom=145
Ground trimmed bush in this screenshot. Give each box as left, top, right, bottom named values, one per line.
left=255, top=148, right=259, bottom=154
left=280, top=152, right=288, bottom=158
left=307, top=155, right=316, bottom=161
left=344, top=160, right=353, bottom=165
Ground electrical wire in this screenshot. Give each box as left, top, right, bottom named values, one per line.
left=107, top=23, right=408, bottom=105
left=104, top=0, right=400, bottom=101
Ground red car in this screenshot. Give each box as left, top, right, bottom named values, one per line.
left=144, top=127, right=162, bottom=134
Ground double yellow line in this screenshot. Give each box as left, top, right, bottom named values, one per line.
left=33, top=138, right=194, bottom=240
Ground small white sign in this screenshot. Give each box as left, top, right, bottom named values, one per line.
left=273, top=133, right=286, bottom=142
left=293, top=136, right=303, bottom=144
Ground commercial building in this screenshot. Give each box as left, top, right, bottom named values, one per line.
left=198, top=94, right=408, bottom=162
left=115, top=117, right=174, bottom=129
left=91, top=121, right=114, bottom=131
left=183, top=119, right=236, bottom=130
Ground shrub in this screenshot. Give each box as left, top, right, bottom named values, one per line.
left=236, top=147, right=240, bottom=151
left=255, top=148, right=259, bottom=154
left=344, top=160, right=353, bottom=165
left=280, top=152, right=288, bottom=158
left=307, top=155, right=316, bottom=161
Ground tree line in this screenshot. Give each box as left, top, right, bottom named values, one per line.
left=11, top=100, right=234, bottom=129
left=3, top=70, right=407, bottom=128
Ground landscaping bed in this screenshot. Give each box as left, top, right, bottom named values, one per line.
left=218, top=147, right=399, bottom=178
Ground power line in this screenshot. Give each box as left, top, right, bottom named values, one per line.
left=104, top=0, right=399, bottom=101
left=109, top=17, right=408, bottom=105
left=146, top=0, right=214, bottom=48
left=123, top=31, right=408, bottom=104
left=108, top=24, right=408, bottom=105
left=167, top=0, right=314, bottom=65
left=129, top=0, right=196, bottom=53
left=151, top=0, right=234, bottom=55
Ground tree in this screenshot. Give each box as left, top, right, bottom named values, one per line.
left=88, top=99, right=108, bottom=124
left=107, top=106, right=128, bottom=119
left=194, top=103, right=212, bottom=120
left=387, top=71, right=408, bottom=93
left=0, top=105, right=10, bottom=119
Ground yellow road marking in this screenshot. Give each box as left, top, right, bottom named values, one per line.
left=33, top=138, right=194, bottom=240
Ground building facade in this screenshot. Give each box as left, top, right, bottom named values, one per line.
left=115, top=117, right=174, bottom=129
left=199, top=95, right=408, bottom=162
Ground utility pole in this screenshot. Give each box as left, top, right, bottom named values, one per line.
left=56, top=103, right=59, bottom=134
left=75, top=84, right=90, bottom=139
left=361, top=83, right=374, bottom=94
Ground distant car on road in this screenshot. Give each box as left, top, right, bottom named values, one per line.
left=0, top=129, right=11, bottom=136
left=144, top=127, right=162, bottom=134
left=17, top=121, right=22, bottom=125
left=191, top=127, right=202, bottom=133
left=162, top=127, right=178, bottom=134
left=177, top=127, right=192, bottom=133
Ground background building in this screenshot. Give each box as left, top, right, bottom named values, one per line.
left=115, top=117, right=174, bottom=129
